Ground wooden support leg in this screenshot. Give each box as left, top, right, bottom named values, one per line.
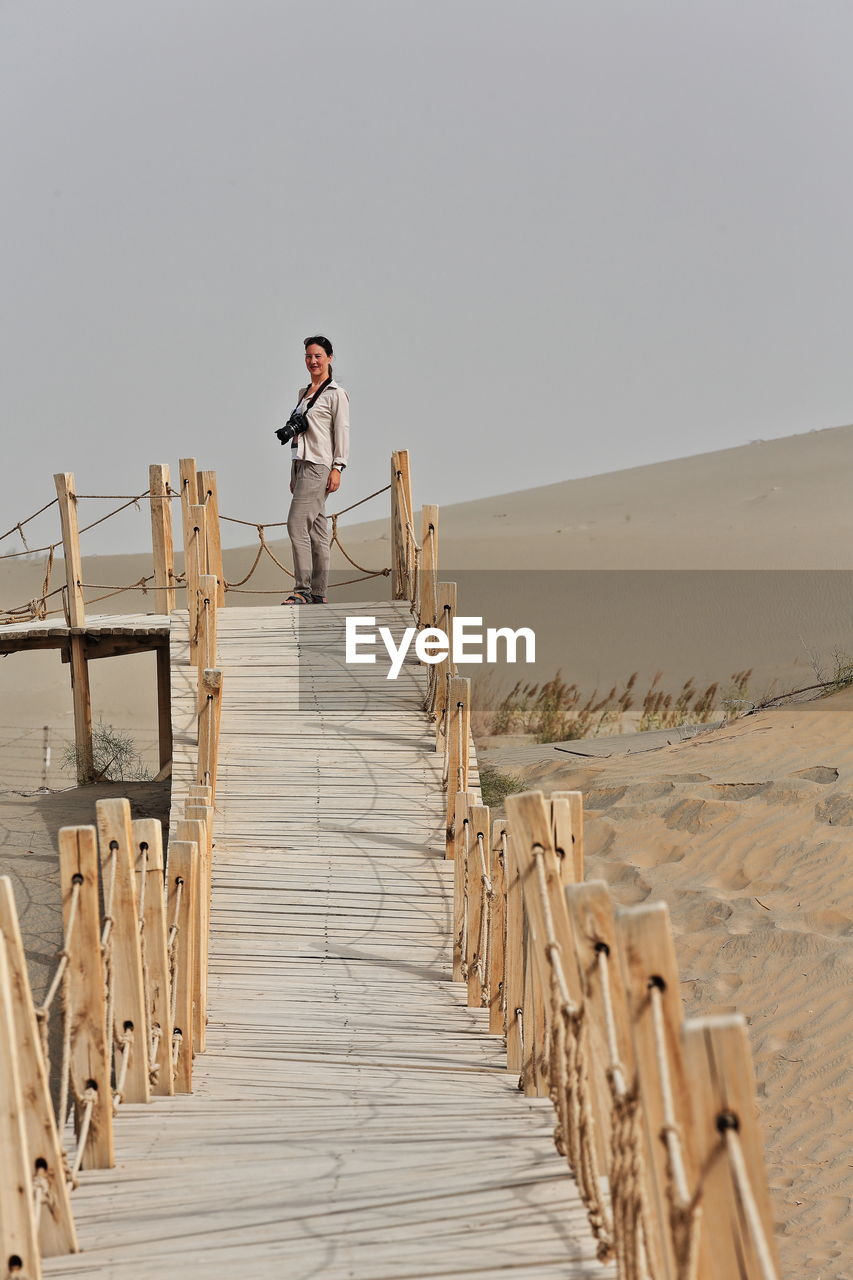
left=68, top=637, right=93, bottom=785
left=156, top=645, right=172, bottom=773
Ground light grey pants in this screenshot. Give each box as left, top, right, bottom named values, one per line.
left=287, top=460, right=331, bottom=597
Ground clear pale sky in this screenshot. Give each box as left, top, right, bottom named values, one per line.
left=2, top=0, right=852, bottom=553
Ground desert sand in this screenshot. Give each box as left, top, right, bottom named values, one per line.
left=1, top=423, right=851, bottom=1275
left=503, top=691, right=853, bottom=1277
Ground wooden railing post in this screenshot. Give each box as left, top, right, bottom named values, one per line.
left=419, top=505, right=439, bottom=629
left=566, top=880, right=647, bottom=1211
left=178, top=457, right=199, bottom=572
left=57, top=827, right=113, bottom=1169
left=186, top=504, right=207, bottom=663
left=131, top=820, right=174, bottom=1097
left=197, top=470, right=224, bottom=605
left=466, top=804, right=490, bottom=1008
left=149, top=464, right=176, bottom=614
left=95, top=799, right=150, bottom=1105
left=619, top=901, right=699, bottom=1280
left=433, top=582, right=456, bottom=749
left=451, top=791, right=475, bottom=981
left=390, top=449, right=413, bottom=600
left=0, top=937, right=41, bottom=1280
left=445, top=675, right=470, bottom=857
left=504, top=825, right=525, bottom=1076
left=54, top=472, right=93, bottom=784
left=197, top=575, right=218, bottom=704
left=552, top=790, right=584, bottom=881
left=505, top=793, right=585, bottom=1094
left=0, top=881, right=77, bottom=1259
left=198, top=669, right=223, bottom=798
left=683, top=1016, right=780, bottom=1280
left=488, top=820, right=507, bottom=1035
left=175, top=815, right=210, bottom=1053
left=167, top=841, right=197, bottom=1093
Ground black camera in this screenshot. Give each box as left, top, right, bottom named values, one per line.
left=275, top=411, right=308, bottom=447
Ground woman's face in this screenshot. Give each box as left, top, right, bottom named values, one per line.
left=305, top=344, right=331, bottom=381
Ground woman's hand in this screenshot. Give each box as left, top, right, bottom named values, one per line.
left=326, top=467, right=342, bottom=494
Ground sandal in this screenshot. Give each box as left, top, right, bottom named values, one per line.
left=311, top=595, right=327, bottom=604
left=281, top=590, right=312, bottom=605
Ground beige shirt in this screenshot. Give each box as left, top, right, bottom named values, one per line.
left=290, top=380, right=350, bottom=469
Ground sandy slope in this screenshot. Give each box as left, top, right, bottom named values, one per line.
left=515, top=690, right=853, bottom=1278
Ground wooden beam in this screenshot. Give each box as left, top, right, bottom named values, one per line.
left=167, top=840, right=197, bottom=1093
left=131, top=820, right=174, bottom=1097
left=433, top=582, right=456, bottom=750
left=487, top=819, right=507, bottom=1035
left=178, top=458, right=199, bottom=577
left=552, top=790, right=585, bottom=881
left=619, top=901, right=699, bottom=1280
left=445, top=675, right=470, bottom=856
left=0, top=879, right=78, bottom=1257
left=466, top=804, right=490, bottom=1008
left=196, top=575, right=218, bottom=704
left=419, top=504, right=439, bottom=629
left=53, top=472, right=85, bottom=627
left=186, top=504, right=206, bottom=663
left=149, top=464, right=176, bottom=613
left=68, top=636, right=93, bottom=785
left=95, top=799, right=150, bottom=1104
left=0, top=936, right=41, bottom=1280
left=57, top=827, right=112, bottom=1170
left=683, top=1015, right=780, bottom=1280
left=175, top=816, right=209, bottom=1053
left=451, top=791, right=475, bottom=981
left=390, top=449, right=413, bottom=601
left=197, top=471, right=224, bottom=606
left=156, top=645, right=172, bottom=773
left=504, top=824, right=524, bottom=1076
left=61, top=636, right=165, bottom=663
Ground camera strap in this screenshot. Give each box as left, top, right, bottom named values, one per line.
left=298, top=376, right=334, bottom=416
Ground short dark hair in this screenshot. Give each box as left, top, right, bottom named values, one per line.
left=304, top=335, right=333, bottom=358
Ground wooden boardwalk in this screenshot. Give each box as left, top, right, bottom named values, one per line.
left=45, top=603, right=608, bottom=1280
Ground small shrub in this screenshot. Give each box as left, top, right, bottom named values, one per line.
left=480, top=765, right=525, bottom=810
left=62, top=720, right=152, bottom=783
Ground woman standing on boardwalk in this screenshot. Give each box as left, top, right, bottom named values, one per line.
left=280, top=335, right=350, bottom=604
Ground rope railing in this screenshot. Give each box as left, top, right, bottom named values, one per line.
left=0, top=513, right=225, bottom=1274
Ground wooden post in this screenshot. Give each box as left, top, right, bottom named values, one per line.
left=619, top=901, right=699, bottom=1280
left=451, top=791, right=474, bottom=981
left=445, top=676, right=471, bottom=857
left=521, top=919, right=541, bottom=1097
left=419, top=504, right=439, bottom=629
left=0, top=880, right=78, bottom=1257
left=390, top=450, right=413, bottom=600
left=552, top=790, right=584, bottom=881
left=433, top=582, right=456, bottom=748
left=175, top=815, right=209, bottom=1052
left=156, top=645, right=172, bottom=775
left=198, top=669, right=223, bottom=797
left=149, top=464, right=176, bottom=613
left=566, top=880, right=643, bottom=1198
left=504, top=825, right=524, bottom=1076
left=186, top=504, right=207, bottom=663
left=178, top=458, right=199, bottom=574
left=197, top=470, right=224, bottom=606
left=197, top=574, right=218, bottom=704
left=53, top=473, right=85, bottom=628
left=167, top=841, right=197, bottom=1093
left=505, top=790, right=584, bottom=1099
left=466, top=804, right=490, bottom=1008
left=488, top=820, right=507, bottom=1035
left=683, top=1015, right=780, bottom=1280
left=57, top=827, right=112, bottom=1169
left=131, top=820, right=174, bottom=1097
left=95, top=799, right=150, bottom=1104
left=54, top=473, right=93, bottom=784
left=0, top=938, right=41, bottom=1280
left=187, top=784, right=213, bottom=806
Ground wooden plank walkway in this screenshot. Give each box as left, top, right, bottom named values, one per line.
left=45, top=604, right=608, bottom=1279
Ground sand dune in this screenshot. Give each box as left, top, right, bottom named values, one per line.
left=514, top=689, right=853, bottom=1278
